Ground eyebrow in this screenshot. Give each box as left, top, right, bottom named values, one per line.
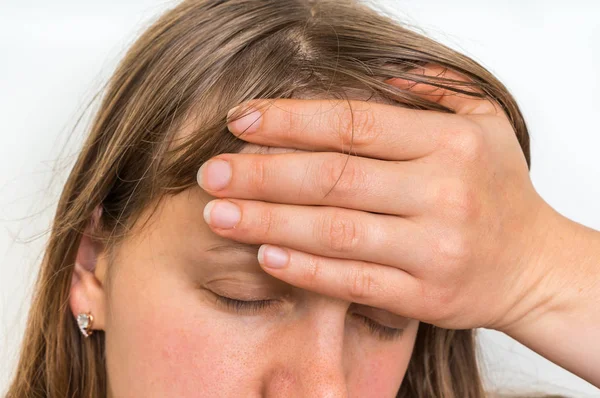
left=204, top=242, right=261, bottom=256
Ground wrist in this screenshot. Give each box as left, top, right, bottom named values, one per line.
left=500, top=199, right=600, bottom=339
left=498, top=201, right=600, bottom=384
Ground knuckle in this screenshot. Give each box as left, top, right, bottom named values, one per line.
left=278, top=105, right=302, bottom=139
left=247, top=157, right=269, bottom=193
left=472, top=99, right=504, bottom=116
left=334, top=102, right=381, bottom=149
left=444, top=122, right=484, bottom=163
left=422, top=284, right=459, bottom=323
left=449, top=184, right=479, bottom=221
left=253, top=204, right=277, bottom=240
left=303, top=253, right=323, bottom=286
left=320, top=155, right=365, bottom=197
left=437, top=287, right=461, bottom=319
left=318, top=210, right=361, bottom=253
left=435, top=228, right=472, bottom=264
left=433, top=180, right=480, bottom=223
left=345, top=262, right=375, bottom=301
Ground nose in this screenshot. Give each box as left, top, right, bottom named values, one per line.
left=262, top=299, right=350, bottom=398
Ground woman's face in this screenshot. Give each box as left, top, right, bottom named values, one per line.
left=95, top=151, right=419, bottom=397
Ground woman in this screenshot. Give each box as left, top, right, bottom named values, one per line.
left=6, top=0, right=599, bottom=396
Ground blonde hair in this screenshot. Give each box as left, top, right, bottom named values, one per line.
left=7, top=0, right=550, bottom=397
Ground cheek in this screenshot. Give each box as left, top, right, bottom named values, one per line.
left=103, top=269, right=260, bottom=397
left=350, top=321, right=419, bottom=396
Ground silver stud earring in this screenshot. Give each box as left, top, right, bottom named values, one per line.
left=76, top=312, right=94, bottom=338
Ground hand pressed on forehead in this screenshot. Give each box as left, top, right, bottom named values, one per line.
left=196, top=65, right=553, bottom=333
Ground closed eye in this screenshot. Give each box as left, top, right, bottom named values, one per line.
left=213, top=294, right=404, bottom=341
left=351, top=313, right=404, bottom=340
left=214, top=294, right=276, bottom=314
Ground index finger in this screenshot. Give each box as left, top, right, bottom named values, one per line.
left=225, top=63, right=504, bottom=160
left=225, top=97, right=461, bottom=160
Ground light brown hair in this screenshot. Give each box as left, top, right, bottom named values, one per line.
left=7, top=0, right=553, bottom=397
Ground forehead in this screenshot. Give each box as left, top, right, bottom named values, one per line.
left=124, top=149, right=286, bottom=256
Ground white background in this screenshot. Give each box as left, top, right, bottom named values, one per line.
left=1, top=0, right=599, bottom=396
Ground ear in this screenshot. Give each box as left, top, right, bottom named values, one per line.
left=69, top=205, right=108, bottom=332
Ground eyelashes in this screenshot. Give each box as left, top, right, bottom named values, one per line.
left=214, top=294, right=276, bottom=314
left=355, top=314, right=404, bottom=341
left=213, top=294, right=404, bottom=341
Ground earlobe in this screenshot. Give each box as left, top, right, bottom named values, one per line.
left=69, top=205, right=107, bottom=334
left=70, top=262, right=106, bottom=334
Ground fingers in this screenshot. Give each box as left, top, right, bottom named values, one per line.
left=256, top=245, right=423, bottom=318
left=384, top=63, right=504, bottom=116
left=224, top=64, right=504, bottom=158
left=197, top=151, right=433, bottom=216
left=225, top=97, right=462, bottom=160
left=202, top=199, right=432, bottom=272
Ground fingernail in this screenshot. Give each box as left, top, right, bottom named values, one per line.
left=203, top=200, right=241, bottom=229
left=197, top=159, right=232, bottom=191
left=227, top=106, right=262, bottom=134
left=226, top=106, right=239, bottom=122
left=258, top=244, right=289, bottom=269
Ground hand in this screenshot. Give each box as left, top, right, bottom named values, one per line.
left=197, top=66, right=558, bottom=332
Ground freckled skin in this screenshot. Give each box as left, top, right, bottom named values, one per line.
left=102, top=186, right=419, bottom=397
